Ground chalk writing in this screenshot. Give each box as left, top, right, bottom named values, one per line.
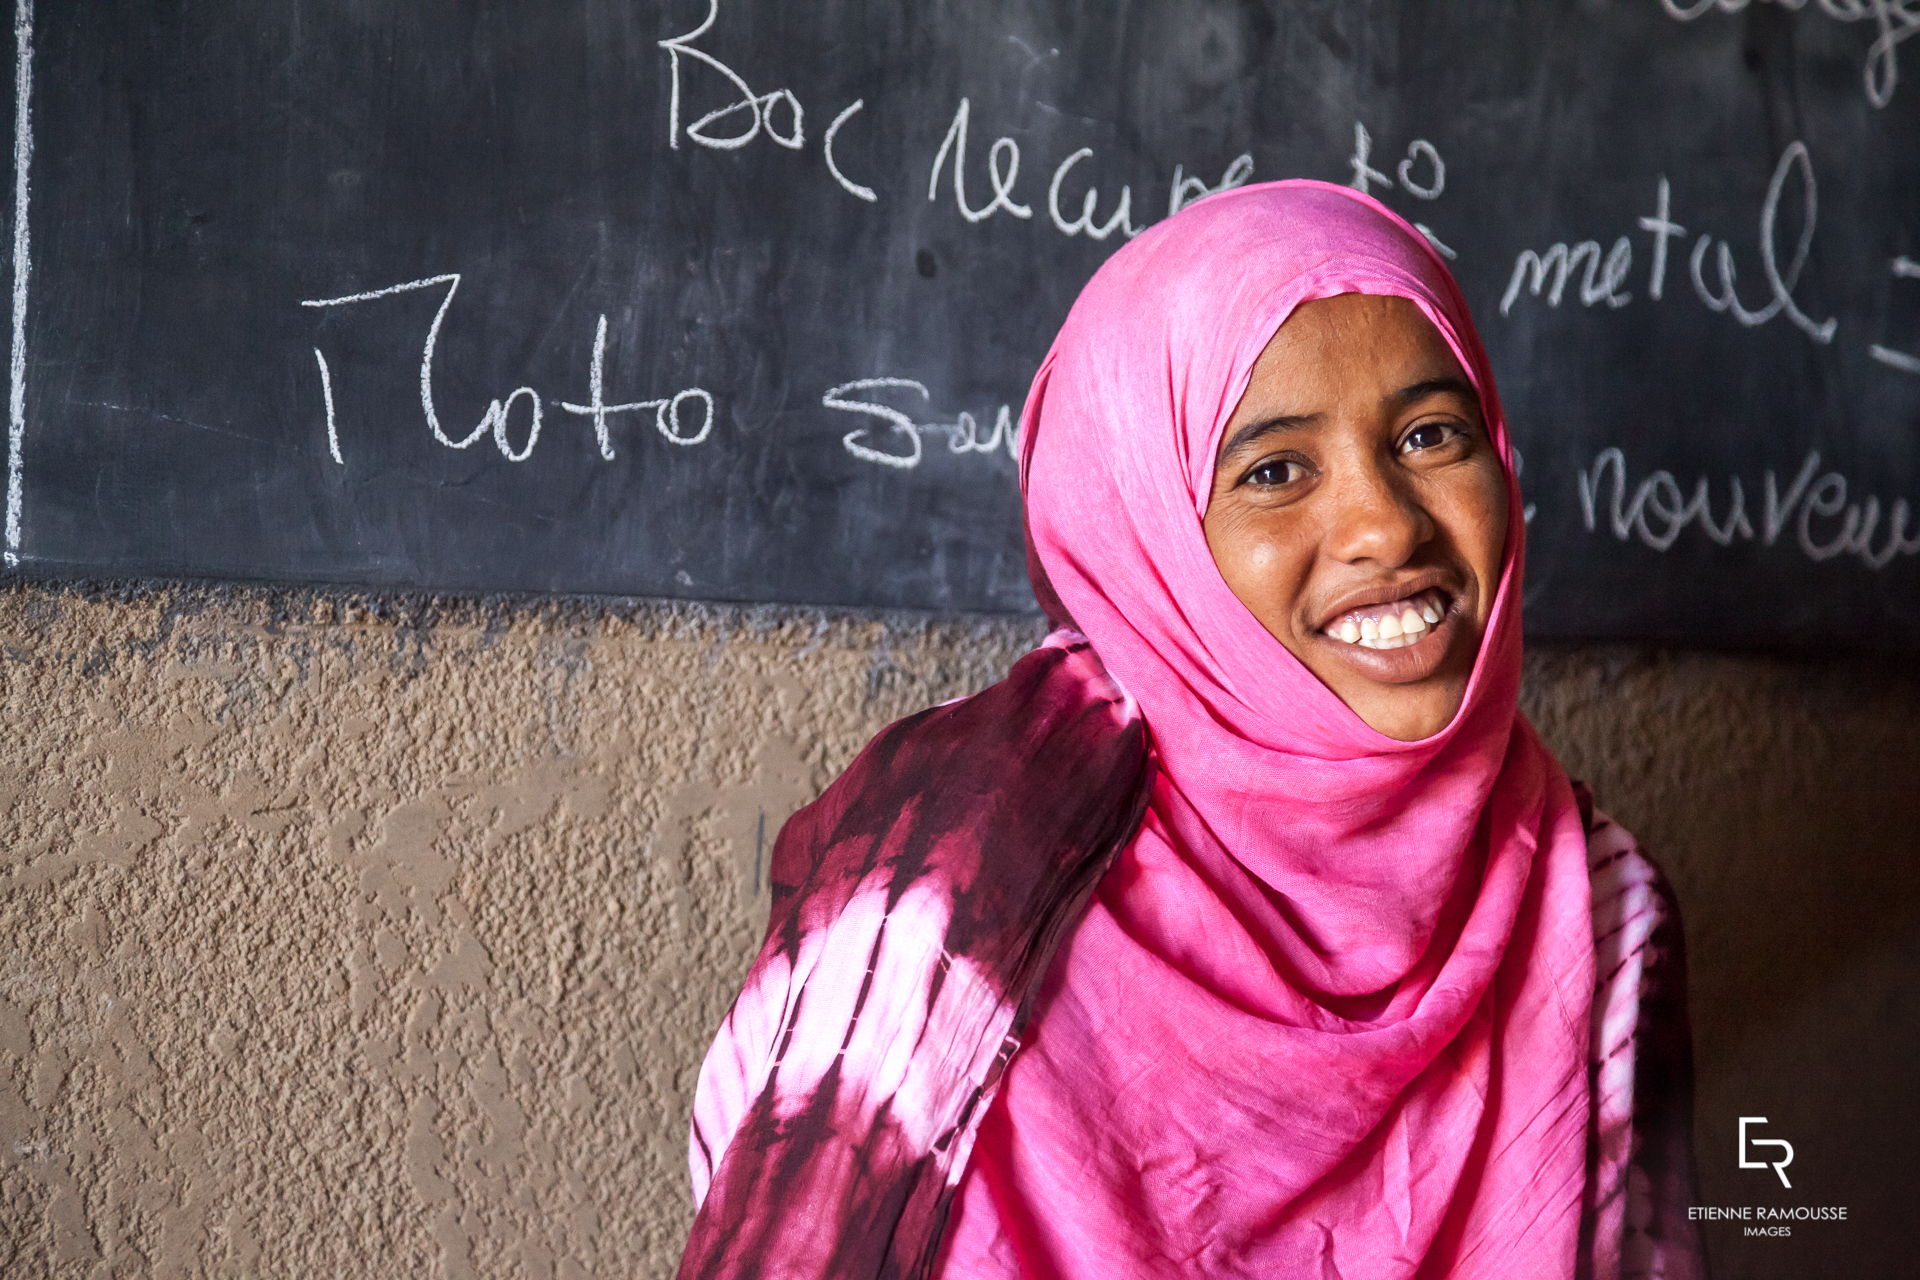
left=1656, top=0, right=1920, bottom=109
left=823, top=99, right=876, bottom=203
left=1512, top=446, right=1539, bottom=525
left=823, top=377, right=1017, bottom=470
left=1502, top=239, right=1635, bottom=312
left=1167, top=154, right=1255, bottom=219
left=1502, top=141, right=1837, bottom=349
left=660, top=0, right=803, bottom=151
left=1048, top=148, right=1139, bottom=241
left=1579, top=446, right=1920, bottom=567
left=1348, top=124, right=1456, bottom=258
left=1868, top=256, right=1920, bottom=374
left=659, top=0, right=873, bottom=201
left=929, top=96, right=1253, bottom=241
left=312, top=348, right=340, bottom=465
left=560, top=315, right=715, bottom=455
left=928, top=98, right=1034, bottom=225
left=300, top=275, right=711, bottom=465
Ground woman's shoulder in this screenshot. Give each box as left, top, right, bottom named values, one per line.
left=681, top=634, right=1153, bottom=1276
left=769, top=631, right=1146, bottom=898
left=1571, top=780, right=1689, bottom=1020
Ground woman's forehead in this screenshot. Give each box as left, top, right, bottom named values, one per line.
left=1263, top=292, right=1455, bottom=355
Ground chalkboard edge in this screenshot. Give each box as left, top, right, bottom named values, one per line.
left=6, top=564, right=1914, bottom=664
left=0, top=563, right=1054, bottom=651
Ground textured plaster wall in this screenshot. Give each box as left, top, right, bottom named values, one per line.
left=1, top=581, right=1915, bottom=1279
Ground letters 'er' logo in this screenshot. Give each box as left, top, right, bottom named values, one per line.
left=1739, top=1116, right=1794, bottom=1188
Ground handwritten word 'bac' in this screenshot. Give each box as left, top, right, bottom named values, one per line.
left=659, top=0, right=875, bottom=202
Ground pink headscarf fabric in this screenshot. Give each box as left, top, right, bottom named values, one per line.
left=936, top=181, right=1607, bottom=1277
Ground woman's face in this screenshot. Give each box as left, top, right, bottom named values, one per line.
left=1202, top=293, right=1509, bottom=742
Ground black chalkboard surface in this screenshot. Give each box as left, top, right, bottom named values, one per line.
left=6, top=1, right=1918, bottom=646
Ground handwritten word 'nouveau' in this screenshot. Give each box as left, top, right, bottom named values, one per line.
left=822, top=377, right=1017, bottom=470
left=1580, top=446, right=1920, bottom=568
left=300, top=275, right=711, bottom=466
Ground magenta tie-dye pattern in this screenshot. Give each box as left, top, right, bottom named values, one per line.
left=678, top=632, right=1150, bottom=1280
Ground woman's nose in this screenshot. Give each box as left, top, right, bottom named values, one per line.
left=1324, top=465, right=1436, bottom=566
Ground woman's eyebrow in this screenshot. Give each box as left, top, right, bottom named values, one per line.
left=1218, top=413, right=1319, bottom=460
left=1391, top=375, right=1480, bottom=410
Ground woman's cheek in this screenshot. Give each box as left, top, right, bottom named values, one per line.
left=1230, top=526, right=1308, bottom=635
left=1472, top=463, right=1511, bottom=576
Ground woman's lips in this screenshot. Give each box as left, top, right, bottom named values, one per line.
left=1314, top=587, right=1459, bottom=684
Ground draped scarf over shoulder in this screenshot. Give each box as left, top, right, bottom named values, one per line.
left=681, top=182, right=1636, bottom=1280
left=939, top=180, right=1605, bottom=1279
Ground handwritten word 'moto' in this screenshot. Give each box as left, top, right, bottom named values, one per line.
left=659, top=0, right=875, bottom=202
left=1579, top=446, right=1920, bottom=568
left=1657, top=0, right=1920, bottom=109
left=928, top=97, right=1253, bottom=241
left=300, top=275, right=711, bottom=466
left=822, top=377, right=1017, bottom=470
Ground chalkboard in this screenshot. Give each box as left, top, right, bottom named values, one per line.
left=6, top=0, right=1918, bottom=648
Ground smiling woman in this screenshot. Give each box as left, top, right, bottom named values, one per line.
left=677, top=182, right=1707, bottom=1280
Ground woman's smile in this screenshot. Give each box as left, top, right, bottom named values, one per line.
left=1311, top=582, right=1464, bottom=682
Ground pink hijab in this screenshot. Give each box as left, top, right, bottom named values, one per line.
left=937, top=181, right=1605, bottom=1277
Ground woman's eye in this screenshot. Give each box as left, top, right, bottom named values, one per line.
left=1401, top=421, right=1463, bottom=453
left=1246, top=459, right=1306, bottom=487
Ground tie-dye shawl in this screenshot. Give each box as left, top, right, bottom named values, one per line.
left=677, top=644, right=1702, bottom=1280
left=678, top=632, right=1151, bottom=1280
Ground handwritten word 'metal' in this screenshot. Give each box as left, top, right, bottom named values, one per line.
left=1500, top=141, right=1844, bottom=351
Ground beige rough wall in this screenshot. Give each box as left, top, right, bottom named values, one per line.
left=2, top=582, right=1915, bottom=1279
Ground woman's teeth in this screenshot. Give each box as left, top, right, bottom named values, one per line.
left=1327, top=589, right=1447, bottom=650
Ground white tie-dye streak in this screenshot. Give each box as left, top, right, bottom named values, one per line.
left=1586, top=806, right=1704, bottom=1280
left=691, top=881, right=1016, bottom=1208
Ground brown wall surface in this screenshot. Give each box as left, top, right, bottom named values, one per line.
left=2, top=580, right=1915, bottom=1279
